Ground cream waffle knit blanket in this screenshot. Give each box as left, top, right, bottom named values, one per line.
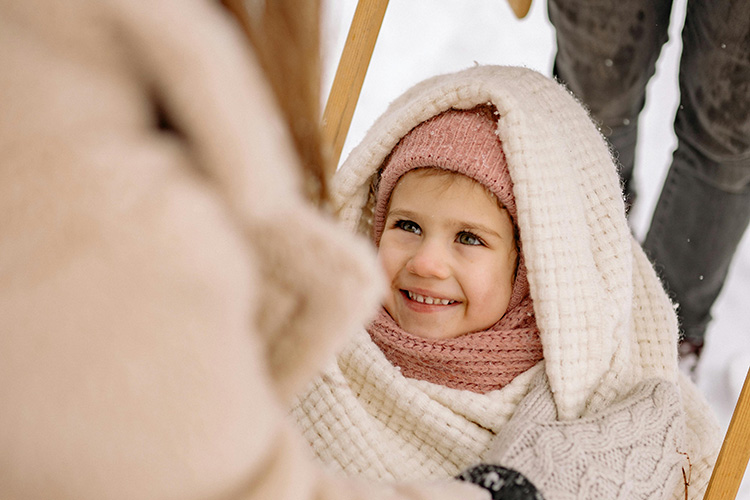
left=293, top=65, right=720, bottom=499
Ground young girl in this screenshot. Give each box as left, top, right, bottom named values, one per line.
left=293, top=65, right=721, bottom=499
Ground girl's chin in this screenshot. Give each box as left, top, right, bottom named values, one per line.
left=385, top=304, right=468, bottom=340
left=400, top=322, right=465, bottom=340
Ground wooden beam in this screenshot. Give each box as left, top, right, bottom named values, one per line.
left=703, top=366, right=750, bottom=500
left=506, top=0, right=532, bottom=19
left=322, top=0, right=389, bottom=174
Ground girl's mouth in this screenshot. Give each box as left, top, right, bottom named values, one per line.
left=402, top=289, right=457, bottom=306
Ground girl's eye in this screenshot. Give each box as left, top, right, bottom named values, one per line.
left=457, top=231, right=484, bottom=246
left=395, top=219, right=421, bottom=235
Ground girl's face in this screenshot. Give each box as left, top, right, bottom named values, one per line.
left=378, top=169, right=518, bottom=340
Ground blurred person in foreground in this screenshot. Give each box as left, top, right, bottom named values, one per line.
left=0, top=1, right=500, bottom=498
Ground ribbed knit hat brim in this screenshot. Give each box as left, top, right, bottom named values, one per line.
left=372, top=105, right=516, bottom=245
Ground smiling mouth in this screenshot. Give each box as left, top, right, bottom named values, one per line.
left=403, top=290, right=457, bottom=305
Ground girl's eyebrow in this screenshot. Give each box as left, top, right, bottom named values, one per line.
left=385, top=208, right=419, bottom=220
left=386, top=208, right=504, bottom=240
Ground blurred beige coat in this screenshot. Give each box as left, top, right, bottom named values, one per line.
left=0, top=1, right=488, bottom=499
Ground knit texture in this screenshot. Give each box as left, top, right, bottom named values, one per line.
left=292, top=329, right=545, bottom=480
left=487, top=374, right=689, bottom=500
left=372, top=106, right=516, bottom=245
left=292, top=65, right=721, bottom=500
left=368, top=304, right=541, bottom=393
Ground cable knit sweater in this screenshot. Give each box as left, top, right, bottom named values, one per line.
left=292, top=65, right=721, bottom=499
left=0, top=2, right=489, bottom=499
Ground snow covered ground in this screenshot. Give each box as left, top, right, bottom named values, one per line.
left=323, top=0, right=750, bottom=496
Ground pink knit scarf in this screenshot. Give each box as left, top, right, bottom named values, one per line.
left=367, top=262, right=543, bottom=394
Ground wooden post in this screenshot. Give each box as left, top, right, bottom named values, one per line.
left=703, top=366, right=750, bottom=500
left=506, top=0, right=532, bottom=19
left=322, top=0, right=389, bottom=174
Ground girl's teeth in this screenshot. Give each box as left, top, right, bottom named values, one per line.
left=407, top=291, right=453, bottom=305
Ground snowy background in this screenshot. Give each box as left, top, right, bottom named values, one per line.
left=323, top=0, right=750, bottom=496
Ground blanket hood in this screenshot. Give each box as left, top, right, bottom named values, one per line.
left=331, top=65, right=680, bottom=420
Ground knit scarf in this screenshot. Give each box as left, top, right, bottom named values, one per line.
left=367, top=260, right=542, bottom=393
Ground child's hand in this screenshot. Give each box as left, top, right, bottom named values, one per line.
left=482, top=373, right=689, bottom=500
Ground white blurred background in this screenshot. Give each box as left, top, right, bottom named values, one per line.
left=322, top=1, right=750, bottom=497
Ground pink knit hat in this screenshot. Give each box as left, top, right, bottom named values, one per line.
left=372, top=105, right=517, bottom=245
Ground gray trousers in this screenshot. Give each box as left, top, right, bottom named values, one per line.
left=548, top=0, right=750, bottom=346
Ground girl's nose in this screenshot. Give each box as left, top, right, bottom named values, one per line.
left=406, top=240, right=451, bottom=279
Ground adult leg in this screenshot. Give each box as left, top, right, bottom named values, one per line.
left=548, top=0, right=673, bottom=209
left=643, top=0, right=750, bottom=362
